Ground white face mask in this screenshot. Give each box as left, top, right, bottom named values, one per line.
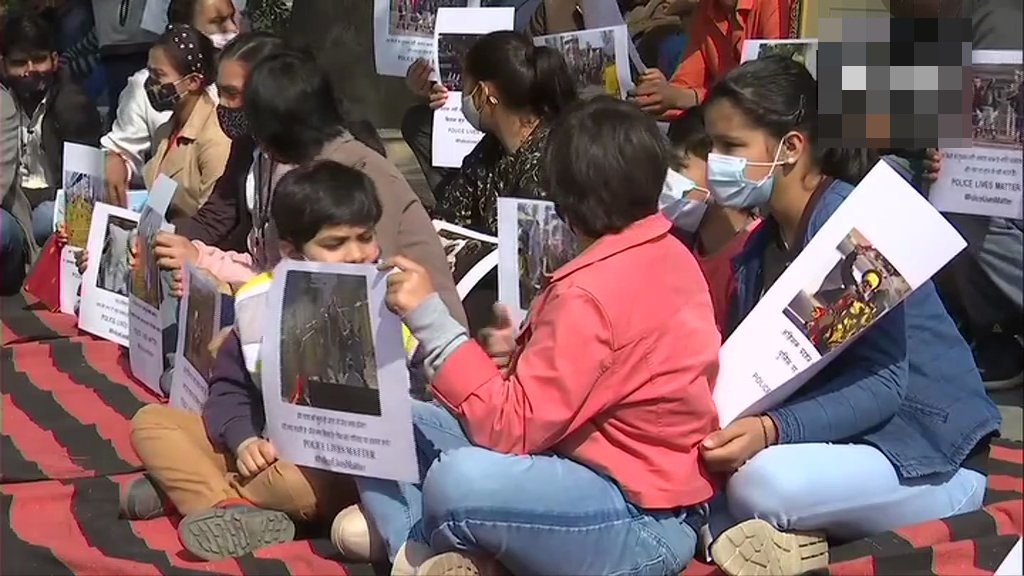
left=208, top=31, right=238, bottom=50
left=659, top=169, right=710, bottom=233
left=461, top=85, right=483, bottom=132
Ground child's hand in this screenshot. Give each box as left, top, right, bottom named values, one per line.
left=381, top=256, right=436, bottom=317
left=153, top=232, right=199, bottom=271
left=922, top=148, right=941, bottom=183
left=74, top=249, right=89, bottom=275
left=478, top=303, right=516, bottom=371
left=700, top=415, right=778, bottom=473
left=235, top=437, right=278, bottom=478
left=56, top=223, right=68, bottom=247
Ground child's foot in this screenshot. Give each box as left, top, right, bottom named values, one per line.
left=417, top=551, right=507, bottom=576
left=331, top=504, right=386, bottom=562
left=177, top=502, right=295, bottom=561
left=710, top=518, right=828, bottom=576
left=118, top=475, right=170, bottom=520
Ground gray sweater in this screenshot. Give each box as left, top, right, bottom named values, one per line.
left=90, top=0, right=158, bottom=51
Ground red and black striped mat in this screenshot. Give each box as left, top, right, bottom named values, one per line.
left=2, top=292, right=1021, bottom=575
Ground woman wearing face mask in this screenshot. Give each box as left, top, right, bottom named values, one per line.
left=101, top=0, right=237, bottom=207
left=431, top=31, right=578, bottom=235
left=695, top=56, right=1001, bottom=576
left=139, top=24, right=230, bottom=221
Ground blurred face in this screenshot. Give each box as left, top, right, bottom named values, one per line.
left=193, top=0, right=238, bottom=36
left=2, top=49, right=57, bottom=78
left=289, top=224, right=381, bottom=264
left=216, top=58, right=247, bottom=108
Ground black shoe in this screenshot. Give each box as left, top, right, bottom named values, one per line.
left=973, top=332, right=1024, bottom=391
left=178, top=504, right=295, bottom=561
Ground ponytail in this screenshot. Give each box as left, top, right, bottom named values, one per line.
left=527, top=45, right=578, bottom=119
left=817, top=148, right=880, bottom=185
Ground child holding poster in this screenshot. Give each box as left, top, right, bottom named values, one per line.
left=124, top=161, right=388, bottom=560
left=696, top=56, right=1001, bottom=576
left=332, top=98, right=721, bottom=576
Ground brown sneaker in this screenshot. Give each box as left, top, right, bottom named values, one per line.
left=710, top=518, right=829, bottom=576
left=118, top=475, right=170, bottom=520
left=417, top=551, right=507, bottom=576
left=178, top=503, right=295, bottom=561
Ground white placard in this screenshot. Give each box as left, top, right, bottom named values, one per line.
left=374, top=0, right=483, bottom=78
left=496, top=198, right=578, bottom=322
left=59, top=246, right=83, bottom=316
left=169, top=264, right=224, bottom=414
left=78, top=204, right=139, bottom=347
left=261, top=260, right=416, bottom=482
left=62, top=144, right=104, bottom=249
left=930, top=50, right=1023, bottom=220
left=128, top=177, right=178, bottom=394
left=995, top=538, right=1023, bottom=576
left=142, top=0, right=247, bottom=34
left=580, top=0, right=645, bottom=71
left=740, top=39, right=818, bottom=79
left=430, top=7, right=515, bottom=168
left=432, top=220, right=498, bottom=298
left=713, top=162, right=967, bottom=425
left=54, top=189, right=147, bottom=232
left=535, top=25, right=633, bottom=99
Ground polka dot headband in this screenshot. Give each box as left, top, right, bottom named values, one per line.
left=165, top=25, right=206, bottom=77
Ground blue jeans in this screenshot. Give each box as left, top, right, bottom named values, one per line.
left=31, top=201, right=55, bottom=247
left=356, top=401, right=700, bottom=576
left=709, top=443, right=988, bottom=543
left=1, top=208, right=28, bottom=295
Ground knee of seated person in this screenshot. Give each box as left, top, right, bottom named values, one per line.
left=421, top=447, right=511, bottom=516
left=130, top=404, right=177, bottom=435
left=0, top=210, right=24, bottom=251
left=725, top=448, right=813, bottom=528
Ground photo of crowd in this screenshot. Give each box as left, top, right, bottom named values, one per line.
left=516, top=202, right=577, bottom=307
left=388, top=0, right=468, bottom=38
left=437, top=33, right=479, bottom=91
left=538, top=28, right=623, bottom=99
left=64, top=171, right=100, bottom=248
left=971, top=64, right=1023, bottom=149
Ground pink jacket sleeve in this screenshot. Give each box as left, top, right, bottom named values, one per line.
left=191, top=241, right=257, bottom=285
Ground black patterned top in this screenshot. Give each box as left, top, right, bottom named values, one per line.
left=433, top=122, right=550, bottom=235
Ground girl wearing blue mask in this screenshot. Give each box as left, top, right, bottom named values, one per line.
left=697, top=56, right=1001, bottom=576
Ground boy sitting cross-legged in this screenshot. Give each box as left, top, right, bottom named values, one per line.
left=124, top=160, right=386, bottom=560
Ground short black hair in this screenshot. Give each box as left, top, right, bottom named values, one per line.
left=1, top=12, right=56, bottom=57
left=543, top=96, right=671, bottom=239
left=667, top=106, right=711, bottom=160
left=271, top=160, right=382, bottom=247
left=167, top=0, right=199, bottom=25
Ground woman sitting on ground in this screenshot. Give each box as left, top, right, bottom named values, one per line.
left=696, top=56, right=1001, bottom=576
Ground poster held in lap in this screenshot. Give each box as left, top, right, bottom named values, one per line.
left=261, top=260, right=416, bottom=482
left=78, top=205, right=140, bottom=346
left=430, top=7, right=514, bottom=168
left=169, top=264, right=225, bottom=414
left=929, top=50, right=1023, bottom=220
left=713, top=162, right=967, bottom=425
left=373, top=0, right=482, bottom=78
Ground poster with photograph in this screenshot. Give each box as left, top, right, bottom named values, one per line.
left=142, top=0, right=246, bottom=34
left=930, top=50, right=1023, bottom=220
left=433, top=220, right=499, bottom=298
left=169, top=265, right=225, bottom=414
left=579, top=0, right=645, bottom=72
left=78, top=205, right=139, bottom=347
left=62, top=144, right=105, bottom=249
left=261, top=260, right=417, bottom=481
left=713, top=161, right=968, bottom=426
left=534, top=25, right=633, bottom=99
left=373, top=0, right=482, bottom=78
left=430, top=7, right=515, bottom=168
left=740, top=39, right=818, bottom=78
left=496, top=198, right=578, bottom=321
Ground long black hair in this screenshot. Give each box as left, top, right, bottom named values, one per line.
left=704, top=56, right=877, bottom=184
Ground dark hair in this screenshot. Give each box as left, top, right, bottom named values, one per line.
left=219, top=31, right=286, bottom=66
left=667, top=106, right=711, bottom=160
left=464, top=31, right=577, bottom=120
left=544, top=97, right=670, bottom=238
left=1, top=12, right=56, bottom=57
left=245, top=50, right=386, bottom=163
left=167, top=0, right=199, bottom=25
left=272, top=160, right=383, bottom=246
left=153, top=25, right=217, bottom=87
left=705, top=56, right=874, bottom=185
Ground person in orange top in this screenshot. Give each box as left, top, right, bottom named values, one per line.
left=332, top=97, right=721, bottom=576
left=631, top=0, right=787, bottom=118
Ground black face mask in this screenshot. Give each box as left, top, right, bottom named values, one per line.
left=216, top=104, right=249, bottom=140
left=7, top=71, right=54, bottom=101
left=144, top=76, right=182, bottom=112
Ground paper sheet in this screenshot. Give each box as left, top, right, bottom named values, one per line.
left=432, top=220, right=498, bottom=298
left=533, top=25, right=634, bottom=99
left=61, top=144, right=105, bottom=249
left=373, top=0, right=483, bottom=78
left=995, top=538, right=1023, bottom=576
left=78, top=204, right=140, bottom=347
left=579, top=0, right=645, bottom=72
left=169, top=264, right=225, bottom=414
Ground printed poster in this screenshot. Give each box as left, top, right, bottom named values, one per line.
left=261, top=260, right=416, bottom=482
left=128, top=176, right=178, bottom=395
left=713, top=161, right=967, bottom=425
left=373, top=0, right=482, bottom=78
left=579, top=0, right=645, bottom=72
left=61, top=143, right=104, bottom=249
left=740, top=39, right=818, bottom=79
left=995, top=538, right=1023, bottom=576
left=496, top=198, right=578, bottom=322
left=430, top=7, right=515, bottom=168
left=169, top=264, right=226, bottom=414
left=534, top=25, right=634, bottom=100
left=78, top=204, right=139, bottom=347
left=433, top=220, right=498, bottom=298
left=929, top=50, right=1023, bottom=220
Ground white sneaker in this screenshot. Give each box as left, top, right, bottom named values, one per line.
left=417, top=551, right=506, bottom=576
left=710, top=518, right=829, bottom=576
left=330, top=505, right=386, bottom=562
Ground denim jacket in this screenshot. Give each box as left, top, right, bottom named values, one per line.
left=727, top=179, right=1001, bottom=479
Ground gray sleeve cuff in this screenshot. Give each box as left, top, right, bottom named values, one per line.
left=403, top=293, right=470, bottom=380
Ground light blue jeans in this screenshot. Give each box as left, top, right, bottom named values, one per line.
left=355, top=401, right=701, bottom=576
left=31, top=201, right=55, bottom=247
left=709, top=443, right=988, bottom=544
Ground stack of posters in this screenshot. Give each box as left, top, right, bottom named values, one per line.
left=430, top=7, right=515, bottom=168
left=496, top=198, right=578, bottom=321
left=169, top=264, right=227, bottom=414
left=260, top=260, right=417, bottom=482
left=128, top=176, right=178, bottom=394
left=58, top=144, right=104, bottom=315
left=432, top=220, right=498, bottom=298
left=740, top=38, right=818, bottom=79
left=930, top=50, right=1023, bottom=220
left=533, top=25, right=633, bottom=100
left=712, top=161, right=968, bottom=425
left=373, top=0, right=482, bottom=78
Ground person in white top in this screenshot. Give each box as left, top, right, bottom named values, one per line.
left=102, top=0, right=238, bottom=206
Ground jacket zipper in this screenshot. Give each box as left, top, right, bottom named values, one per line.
left=119, top=0, right=130, bottom=26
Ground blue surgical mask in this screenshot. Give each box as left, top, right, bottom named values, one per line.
left=706, top=142, right=786, bottom=209
left=659, top=169, right=710, bottom=233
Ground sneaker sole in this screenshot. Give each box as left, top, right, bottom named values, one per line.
left=710, top=519, right=828, bottom=576
left=178, top=507, right=295, bottom=561
left=418, top=552, right=495, bottom=576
